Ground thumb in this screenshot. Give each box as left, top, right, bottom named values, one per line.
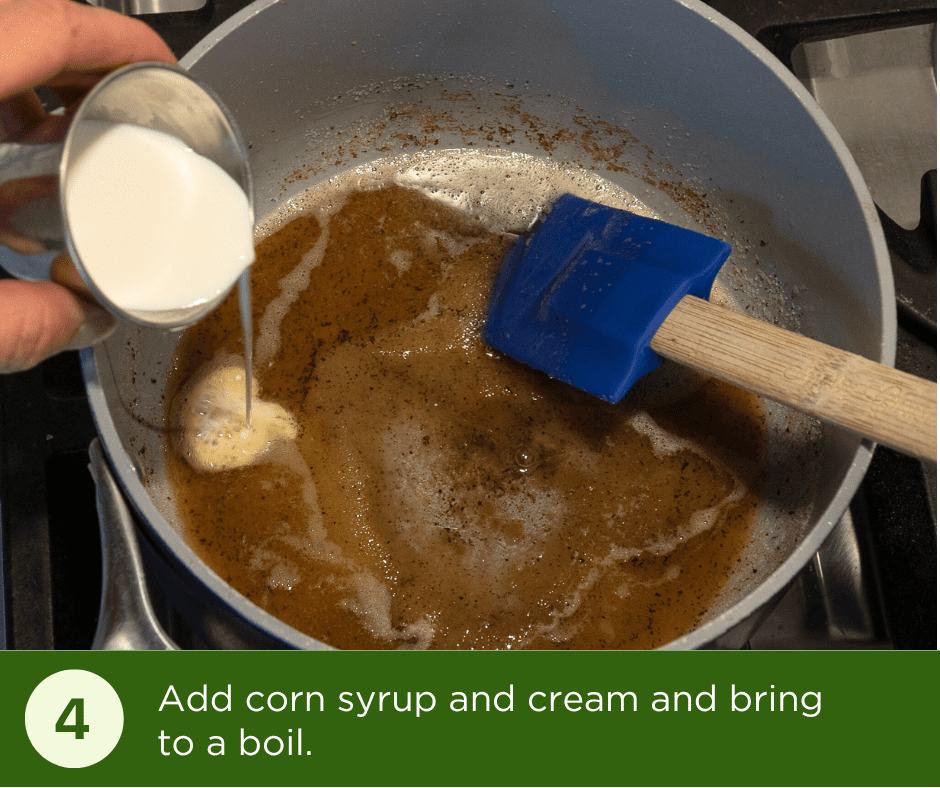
left=0, top=278, right=110, bottom=372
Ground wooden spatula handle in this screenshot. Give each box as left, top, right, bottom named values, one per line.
left=651, top=295, right=937, bottom=462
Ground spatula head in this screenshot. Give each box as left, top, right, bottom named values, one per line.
left=483, top=193, right=731, bottom=402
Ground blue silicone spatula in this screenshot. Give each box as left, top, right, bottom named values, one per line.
left=483, top=193, right=937, bottom=461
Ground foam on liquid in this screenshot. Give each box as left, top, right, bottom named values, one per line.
left=165, top=149, right=766, bottom=650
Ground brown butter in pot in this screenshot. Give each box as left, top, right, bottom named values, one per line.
left=165, top=182, right=765, bottom=649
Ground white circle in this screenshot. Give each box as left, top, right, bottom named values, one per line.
left=25, top=670, right=124, bottom=768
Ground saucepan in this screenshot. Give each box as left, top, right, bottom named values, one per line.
left=81, top=0, right=893, bottom=649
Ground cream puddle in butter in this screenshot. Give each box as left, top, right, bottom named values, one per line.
left=173, top=359, right=296, bottom=472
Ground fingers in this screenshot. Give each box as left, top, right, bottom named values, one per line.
left=50, top=251, right=93, bottom=299
left=0, top=278, right=113, bottom=373
left=1, top=0, right=177, bottom=142
left=0, top=0, right=175, bottom=370
left=0, top=90, right=46, bottom=141
left=45, top=67, right=115, bottom=110
left=0, top=0, right=176, bottom=100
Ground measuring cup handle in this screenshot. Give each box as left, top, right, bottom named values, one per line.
left=0, top=140, right=66, bottom=281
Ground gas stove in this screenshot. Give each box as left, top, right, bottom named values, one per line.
left=0, top=0, right=935, bottom=650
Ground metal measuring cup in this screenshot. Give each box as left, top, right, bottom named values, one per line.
left=0, top=62, right=253, bottom=344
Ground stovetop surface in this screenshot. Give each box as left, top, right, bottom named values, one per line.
left=0, top=0, right=935, bottom=651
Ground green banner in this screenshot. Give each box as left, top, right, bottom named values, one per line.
left=1, top=650, right=935, bottom=786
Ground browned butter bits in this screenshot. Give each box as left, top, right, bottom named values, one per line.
left=165, top=179, right=766, bottom=650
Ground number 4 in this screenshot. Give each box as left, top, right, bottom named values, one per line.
left=56, top=698, right=90, bottom=740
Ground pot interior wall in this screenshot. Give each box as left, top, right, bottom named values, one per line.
left=85, top=0, right=891, bottom=648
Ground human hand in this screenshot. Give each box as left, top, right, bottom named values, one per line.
left=0, top=0, right=175, bottom=372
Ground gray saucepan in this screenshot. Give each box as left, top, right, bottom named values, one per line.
left=82, top=0, right=894, bottom=649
